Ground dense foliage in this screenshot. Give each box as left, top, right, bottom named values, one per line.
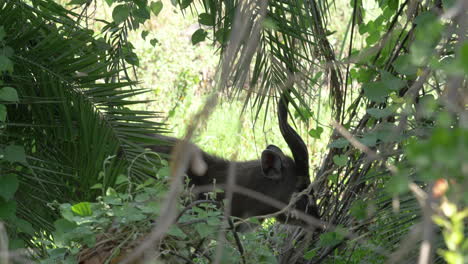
left=0, top=0, right=466, bottom=263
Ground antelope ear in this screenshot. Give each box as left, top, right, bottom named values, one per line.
left=261, top=149, right=283, bottom=180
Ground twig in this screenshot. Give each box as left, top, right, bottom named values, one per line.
left=228, top=219, right=246, bottom=264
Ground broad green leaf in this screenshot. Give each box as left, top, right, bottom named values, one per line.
left=90, top=183, right=102, bottom=189
left=54, top=219, right=77, bottom=234
left=387, top=0, right=399, bottom=10
left=262, top=17, right=278, bottom=30
left=332, top=155, right=348, bottom=167
left=0, top=55, right=13, bottom=73
left=112, top=5, right=130, bottom=24
left=318, top=230, right=345, bottom=247
left=359, top=133, right=377, bottom=147
left=194, top=223, right=213, bottom=238
left=215, top=29, right=227, bottom=44
left=0, top=104, right=6, bottom=122
left=168, top=226, right=187, bottom=238
left=386, top=173, right=409, bottom=195
left=115, top=174, right=128, bottom=185
left=329, top=138, right=349, bottom=149
left=381, top=71, right=407, bottom=90
left=0, top=199, right=16, bottom=219
left=71, top=202, right=93, bottom=216
left=294, top=107, right=313, bottom=121
left=191, top=29, right=207, bottom=45
left=150, top=38, right=159, bottom=47
left=308, top=127, right=324, bottom=139
left=15, top=217, right=35, bottom=235
left=0, top=87, right=19, bottom=102
left=303, top=249, right=316, bottom=260
left=133, top=6, right=150, bottom=20
left=150, top=1, right=163, bottom=16
left=4, top=145, right=27, bottom=163
left=393, top=55, right=417, bottom=75
left=363, top=81, right=391, bottom=102
left=198, top=13, right=215, bottom=26
left=0, top=174, right=19, bottom=200
left=350, top=200, right=367, bottom=220
left=124, top=51, right=139, bottom=66
left=141, top=30, right=149, bottom=40
left=366, top=106, right=395, bottom=118
left=366, top=32, right=380, bottom=45
left=104, top=0, right=113, bottom=5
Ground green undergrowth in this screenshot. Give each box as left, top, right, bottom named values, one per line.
left=39, top=161, right=281, bottom=264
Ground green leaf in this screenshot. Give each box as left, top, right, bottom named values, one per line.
left=68, top=0, right=89, bottom=5
left=198, top=13, right=215, bottom=26
left=0, top=26, right=5, bottom=41
left=168, top=226, right=187, bottom=238
left=393, top=55, right=417, bottom=75
left=0, top=55, right=13, bottom=73
left=359, top=133, right=377, bottom=147
left=363, top=81, right=392, bottom=102
left=294, top=107, right=313, bottom=121
left=179, top=0, right=192, bottom=9
left=366, top=107, right=395, bottom=118
left=150, top=38, right=159, bottom=47
left=350, top=200, right=367, bottom=220
left=459, top=42, right=468, bottom=74
left=54, top=219, right=77, bottom=234
left=133, top=6, right=150, bottom=20
left=381, top=71, right=407, bottom=91
left=0, top=199, right=16, bottom=219
left=112, top=5, right=130, bottom=24
left=332, top=155, right=348, bottom=167
left=366, top=32, right=380, bottom=45
left=329, top=138, right=349, bottom=149
left=387, top=0, right=399, bottom=10
left=308, top=127, right=324, bottom=139
left=262, top=17, right=278, bottom=30
left=124, top=51, right=139, bottom=66
left=15, top=217, right=35, bottom=235
left=386, top=173, right=409, bottom=195
left=0, top=174, right=19, bottom=200
left=141, top=30, right=149, bottom=40
left=0, top=104, right=6, bottom=122
left=4, top=145, right=27, bottom=163
left=90, top=183, right=102, bottom=190
left=0, top=87, right=19, bottom=102
left=115, top=174, right=128, bottom=185
left=71, top=202, right=93, bottom=216
left=303, top=249, right=316, bottom=260
left=191, top=29, right=207, bottom=45
left=150, top=1, right=163, bottom=16
left=319, top=230, right=345, bottom=247
left=194, top=223, right=213, bottom=238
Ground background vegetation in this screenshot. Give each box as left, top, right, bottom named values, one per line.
left=0, top=0, right=466, bottom=263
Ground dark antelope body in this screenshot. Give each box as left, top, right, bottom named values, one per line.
left=151, top=91, right=319, bottom=225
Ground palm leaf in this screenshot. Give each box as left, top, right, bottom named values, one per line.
left=0, top=0, right=164, bottom=251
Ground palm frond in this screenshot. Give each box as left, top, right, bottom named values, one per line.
left=0, top=0, right=164, bottom=250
